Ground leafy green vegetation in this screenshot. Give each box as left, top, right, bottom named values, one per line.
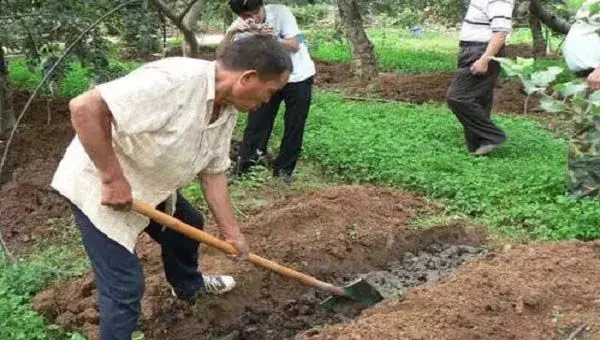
left=8, top=59, right=141, bottom=98
left=306, top=29, right=458, bottom=74
left=303, top=92, right=600, bottom=241
left=0, top=244, right=89, bottom=340
left=306, top=27, right=569, bottom=76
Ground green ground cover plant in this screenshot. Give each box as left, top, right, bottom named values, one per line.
left=305, top=28, right=568, bottom=75
left=302, top=92, right=600, bottom=241
left=0, top=246, right=89, bottom=340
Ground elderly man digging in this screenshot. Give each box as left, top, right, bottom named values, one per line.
left=51, top=35, right=292, bottom=340
left=446, top=0, right=515, bottom=156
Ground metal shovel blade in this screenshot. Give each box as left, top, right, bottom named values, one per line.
left=320, top=278, right=384, bottom=311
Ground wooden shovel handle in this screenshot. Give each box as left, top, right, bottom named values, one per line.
left=132, top=199, right=344, bottom=296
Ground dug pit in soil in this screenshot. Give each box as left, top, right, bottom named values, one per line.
left=205, top=242, right=484, bottom=340
left=298, top=241, right=600, bottom=340
left=32, top=185, right=488, bottom=340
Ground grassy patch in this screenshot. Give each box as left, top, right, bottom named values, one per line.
left=306, top=28, right=569, bottom=77
left=8, top=59, right=141, bottom=98
left=183, top=111, right=339, bottom=215
left=0, top=242, right=89, bottom=340
left=307, top=29, right=457, bottom=74
left=303, top=92, right=600, bottom=241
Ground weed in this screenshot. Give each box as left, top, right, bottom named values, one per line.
left=0, top=244, right=89, bottom=340
left=348, top=224, right=359, bottom=241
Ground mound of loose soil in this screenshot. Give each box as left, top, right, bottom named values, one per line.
left=0, top=91, right=74, bottom=249
left=32, top=185, right=487, bottom=340
left=298, top=241, right=600, bottom=340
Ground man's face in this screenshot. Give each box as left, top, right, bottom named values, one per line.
left=230, top=71, right=290, bottom=112
left=239, top=6, right=266, bottom=24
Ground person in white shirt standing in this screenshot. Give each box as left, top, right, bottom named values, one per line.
left=219, top=0, right=316, bottom=183
left=563, top=0, right=600, bottom=89
left=446, top=0, right=515, bottom=156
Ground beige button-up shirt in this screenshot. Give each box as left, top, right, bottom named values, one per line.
left=51, top=58, right=237, bottom=253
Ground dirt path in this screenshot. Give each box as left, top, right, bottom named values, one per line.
left=315, top=60, right=535, bottom=116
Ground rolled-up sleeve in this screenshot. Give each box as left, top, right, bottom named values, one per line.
left=489, top=0, right=514, bottom=33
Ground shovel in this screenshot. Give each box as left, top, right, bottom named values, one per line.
left=132, top=199, right=383, bottom=310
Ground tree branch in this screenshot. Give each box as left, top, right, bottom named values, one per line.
left=529, top=0, right=572, bottom=35
left=19, top=17, right=41, bottom=63
left=152, top=0, right=202, bottom=58
left=178, top=0, right=199, bottom=23
left=153, top=0, right=183, bottom=25
left=183, top=0, right=205, bottom=33
left=0, top=0, right=143, bottom=228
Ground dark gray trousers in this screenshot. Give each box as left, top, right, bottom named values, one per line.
left=72, top=192, right=205, bottom=340
left=446, top=43, right=507, bottom=152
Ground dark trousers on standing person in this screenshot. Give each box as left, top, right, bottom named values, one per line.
left=234, top=76, right=314, bottom=179
left=446, top=41, right=507, bottom=154
left=71, top=192, right=205, bottom=340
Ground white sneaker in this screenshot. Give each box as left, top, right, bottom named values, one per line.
left=202, top=274, right=236, bottom=295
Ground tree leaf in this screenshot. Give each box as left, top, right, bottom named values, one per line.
left=516, top=57, right=535, bottom=69
left=493, top=57, right=522, bottom=77
left=531, top=67, right=564, bottom=87
left=522, top=79, right=543, bottom=95
left=540, top=96, right=568, bottom=113
left=554, top=80, right=587, bottom=97
left=587, top=90, right=600, bottom=107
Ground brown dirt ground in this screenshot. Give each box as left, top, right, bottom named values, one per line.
left=32, top=185, right=486, bottom=340
left=315, top=60, right=536, bottom=115
left=0, top=90, right=73, bottom=250
left=298, top=241, right=600, bottom=340
left=4, top=50, right=595, bottom=340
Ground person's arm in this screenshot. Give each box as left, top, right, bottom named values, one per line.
left=279, top=36, right=300, bottom=53
left=216, top=29, right=238, bottom=58
left=69, top=89, right=132, bottom=210
left=470, top=32, right=508, bottom=75
left=216, top=19, right=250, bottom=57
left=200, top=172, right=249, bottom=259
left=587, top=66, right=600, bottom=89
left=471, top=0, right=514, bottom=75
left=277, top=6, right=302, bottom=53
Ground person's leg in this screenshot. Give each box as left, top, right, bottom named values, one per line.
left=273, top=77, right=313, bottom=180
left=72, top=205, right=144, bottom=340
left=234, top=91, right=284, bottom=176
left=446, top=45, right=506, bottom=154
left=144, top=192, right=235, bottom=300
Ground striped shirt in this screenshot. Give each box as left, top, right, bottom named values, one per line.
left=51, top=58, right=237, bottom=253
left=459, top=0, right=515, bottom=43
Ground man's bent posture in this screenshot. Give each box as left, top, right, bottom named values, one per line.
left=51, top=35, right=292, bottom=340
